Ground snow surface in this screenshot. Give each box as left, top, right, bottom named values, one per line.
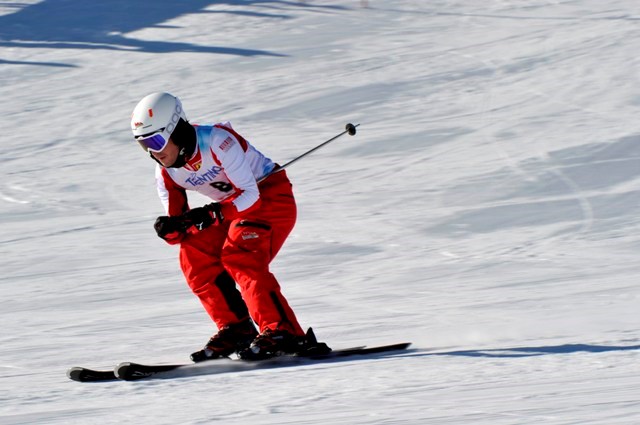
left=1, top=0, right=639, bottom=423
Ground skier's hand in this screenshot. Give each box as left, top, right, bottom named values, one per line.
left=182, top=203, right=224, bottom=231
left=154, top=216, right=185, bottom=244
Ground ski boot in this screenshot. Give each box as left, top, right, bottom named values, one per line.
left=190, top=318, right=258, bottom=362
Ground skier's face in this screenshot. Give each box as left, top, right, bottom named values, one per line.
left=150, top=137, right=180, bottom=168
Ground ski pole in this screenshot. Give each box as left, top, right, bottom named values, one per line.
left=259, top=123, right=359, bottom=182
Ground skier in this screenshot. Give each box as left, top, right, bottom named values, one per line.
left=130, top=92, right=311, bottom=361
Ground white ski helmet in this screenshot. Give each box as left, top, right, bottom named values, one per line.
left=131, top=92, right=187, bottom=152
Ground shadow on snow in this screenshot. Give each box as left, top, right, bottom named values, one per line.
left=0, top=0, right=348, bottom=63
left=414, top=343, right=640, bottom=359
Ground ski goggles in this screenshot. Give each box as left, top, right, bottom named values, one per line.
left=136, top=128, right=171, bottom=153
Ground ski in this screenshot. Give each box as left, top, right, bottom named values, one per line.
left=112, top=345, right=365, bottom=381
left=114, top=342, right=411, bottom=381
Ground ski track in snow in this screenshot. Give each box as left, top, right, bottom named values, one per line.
left=1, top=1, right=639, bottom=424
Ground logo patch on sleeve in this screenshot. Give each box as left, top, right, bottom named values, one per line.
left=219, top=137, right=234, bottom=152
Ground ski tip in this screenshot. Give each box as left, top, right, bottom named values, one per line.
left=114, top=362, right=135, bottom=381
left=66, top=367, right=83, bottom=381
left=114, top=362, right=183, bottom=381
left=67, top=366, right=117, bottom=382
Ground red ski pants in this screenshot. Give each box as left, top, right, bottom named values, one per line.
left=178, top=170, right=304, bottom=336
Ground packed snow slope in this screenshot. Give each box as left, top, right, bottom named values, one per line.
left=1, top=1, right=639, bottom=424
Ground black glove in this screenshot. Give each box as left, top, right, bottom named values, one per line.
left=182, top=203, right=223, bottom=231
left=153, top=216, right=187, bottom=243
